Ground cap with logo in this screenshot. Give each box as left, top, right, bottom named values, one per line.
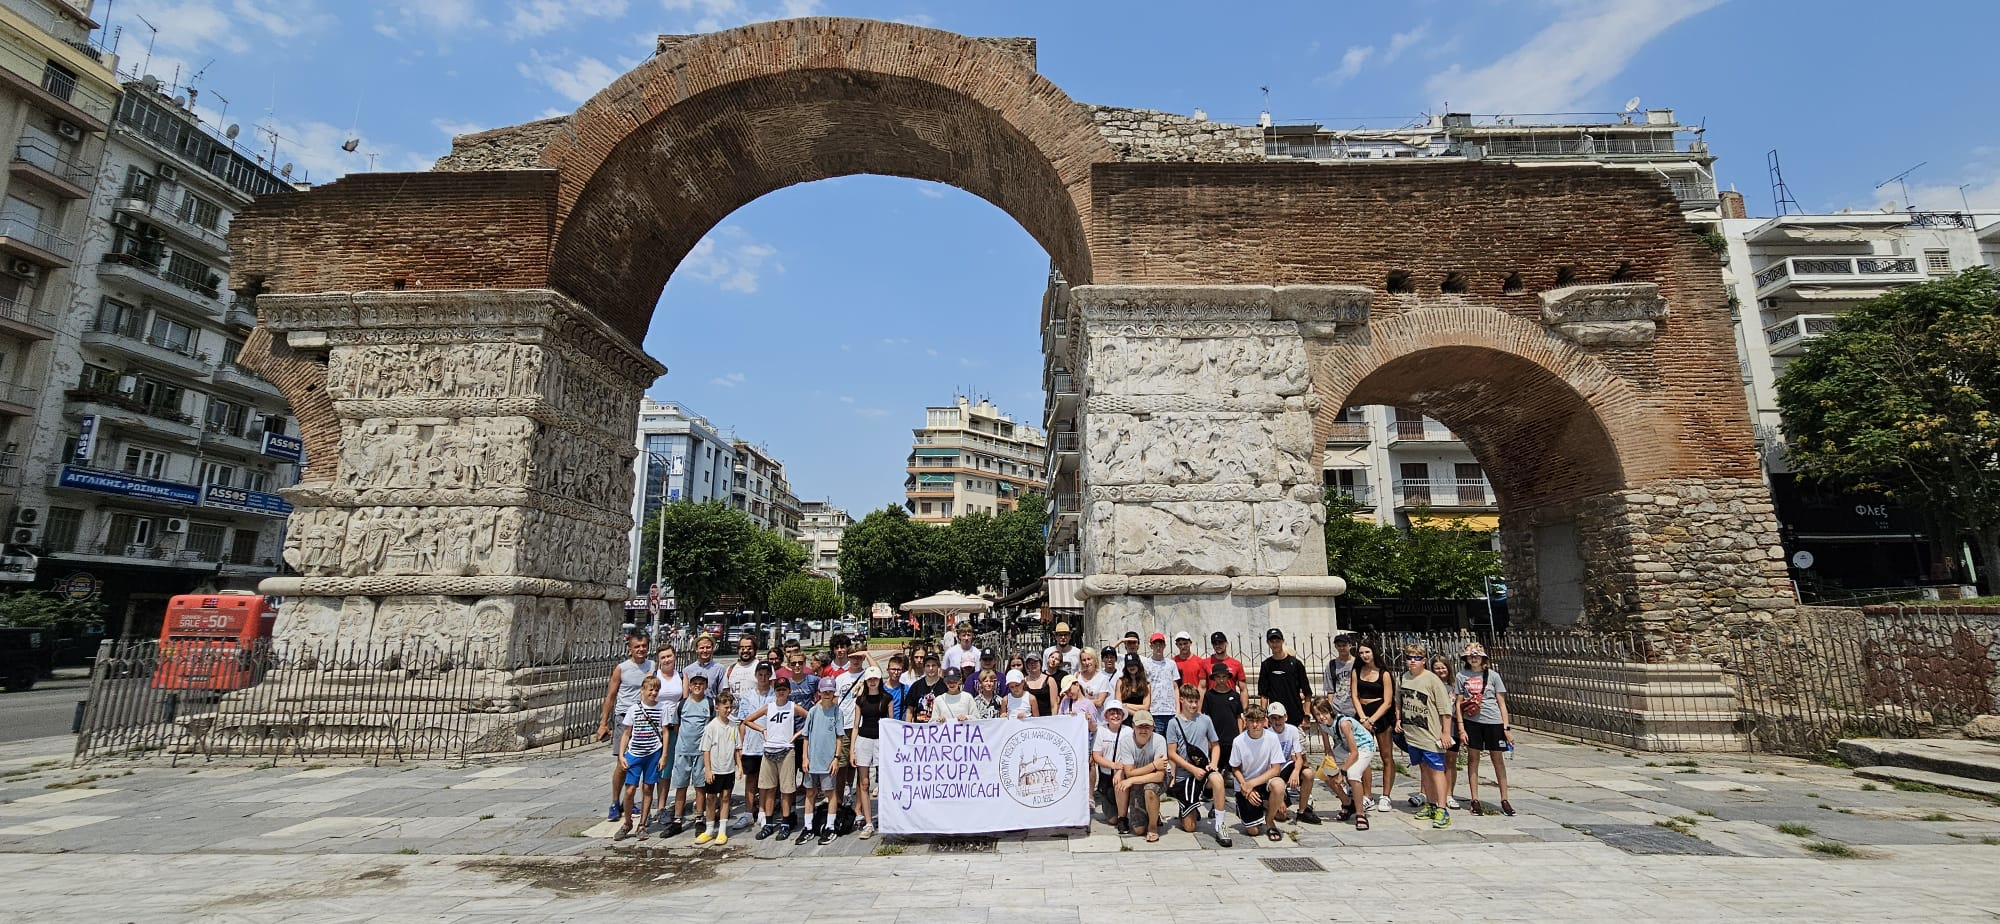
left=1209, top=631, right=1228, bottom=644
left=1268, top=701, right=1287, bottom=717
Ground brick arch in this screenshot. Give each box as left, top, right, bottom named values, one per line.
left=541, top=18, right=1114, bottom=340
left=1315, top=304, right=1677, bottom=508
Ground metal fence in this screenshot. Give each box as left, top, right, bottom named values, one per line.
left=74, top=638, right=623, bottom=765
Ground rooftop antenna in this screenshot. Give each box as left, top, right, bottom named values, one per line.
left=1959, top=183, right=1976, bottom=216
left=1767, top=149, right=1801, bottom=217
left=1875, top=162, right=1926, bottom=211
left=1621, top=96, right=1640, bottom=124
left=135, top=14, right=158, bottom=78
left=1258, top=85, right=1272, bottom=129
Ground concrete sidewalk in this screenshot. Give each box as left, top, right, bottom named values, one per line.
left=2, top=731, right=1998, bottom=920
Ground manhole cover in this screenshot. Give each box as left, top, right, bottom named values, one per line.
left=930, top=837, right=996, bottom=854
left=1260, top=857, right=1326, bottom=873
left=1575, top=824, right=1735, bottom=856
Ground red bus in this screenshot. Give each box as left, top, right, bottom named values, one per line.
left=151, top=593, right=277, bottom=692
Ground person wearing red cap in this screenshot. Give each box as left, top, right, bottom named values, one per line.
left=1142, top=632, right=1180, bottom=733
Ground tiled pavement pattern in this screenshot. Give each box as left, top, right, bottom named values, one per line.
left=3, top=731, right=1999, bottom=921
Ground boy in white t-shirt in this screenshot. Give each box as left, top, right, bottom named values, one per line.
left=695, top=690, right=740, bottom=846
left=1266, top=702, right=1321, bottom=824
left=1229, top=704, right=1287, bottom=840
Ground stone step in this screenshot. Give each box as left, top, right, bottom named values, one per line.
left=1850, top=765, right=2000, bottom=801
left=1837, top=737, right=2000, bottom=784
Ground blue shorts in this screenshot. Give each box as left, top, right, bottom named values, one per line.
left=623, top=751, right=662, bottom=786
left=670, top=752, right=704, bottom=788
left=1403, top=744, right=1448, bottom=771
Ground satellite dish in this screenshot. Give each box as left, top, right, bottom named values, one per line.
left=224, top=123, right=240, bottom=140
left=1623, top=96, right=1641, bottom=113
left=280, top=163, right=293, bottom=177
left=172, top=95, right=186, bottom=108
left=341, top=138, right=360, bottom=153
left=140, top=75, right=159, bottom=91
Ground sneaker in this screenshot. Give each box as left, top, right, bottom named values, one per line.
left=693, top=831, right=714, bottom=845
left=608, top=802, right=623, bottom=822
left=1213, top=821, right=1233, bottom=847
left=1297, top=808, right=1323, bottom=825
left=775, top=821, right=793, bottom=841
left=756, top=823, right=777, bottom=840
left=860, top=824, right=876, bottom=840
left=1407, top=792, right=1426, bottom=808
left=694, top=818, right=708, bottom=835
left=1469, top=800, right=1485, bottom=816
left=1446, top=796, right=1462, bottom=810
left=1431, top=809, right=1451, bottom=830
left=664, top=820, right=685, bottom=838
left=818, top=828, right=835, bottom=845
left=1416, top=804, right=1437, bottom=820
left=1374, top=795, right=1393, bottom=812
left=715, top=832, right=728, bottom=846
left=794, top=826, right=813, bottom=846
left=1336, top=806, right=1356, bottom=823
left=1115, top=818, right=1131, bottom=835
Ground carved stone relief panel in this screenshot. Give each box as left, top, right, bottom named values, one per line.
left=1087, top=335, right=1308, bottom=397
left=1084, top=410, right=1315, bottom=487
left=282, top=504, right=628, bottom=585
left=337, top=418, right=536, bottom=493
left=1109, top=501, right=1257, bottom=575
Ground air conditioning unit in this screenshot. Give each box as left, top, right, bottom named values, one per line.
left=111, top=212, right=139, bottom=231
left=12, top=508, right=39, bottom=526
left=9, top=526, right=37, bottom=545
left=156, top=163, right=180, bottom=183
left=7, top=260, right=36, bottom=279
left=54, top=120, right=81, bottom=141
left=164, top=517, right=188, bottom=533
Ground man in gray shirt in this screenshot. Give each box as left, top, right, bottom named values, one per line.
left=1113, top=712, right=1170, bottom=842
left=596, top=635, right=655, bottom=822
left=683, top=634, right=727, bottom=695
left=1161, top=682, right=1232, bottom=846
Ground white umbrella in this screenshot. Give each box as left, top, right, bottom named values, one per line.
left=898, top=591, right=992, bottom=616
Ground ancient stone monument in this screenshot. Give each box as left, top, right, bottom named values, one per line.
left=224, top=18, right=1794, bottom=749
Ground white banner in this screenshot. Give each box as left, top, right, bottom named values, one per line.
left=879, top=716, right=1090, bottom=835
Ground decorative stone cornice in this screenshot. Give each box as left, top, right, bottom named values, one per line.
left=1073, top=284, right=1371, bottom=329
left=1078, top=573, right=1348, bottom=598
left=259, top=575, right=629, bottom=600
left=1538, top=283, right=1669, bottom=347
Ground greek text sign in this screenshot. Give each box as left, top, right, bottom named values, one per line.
left=879, top=716, right=1088, bottom=834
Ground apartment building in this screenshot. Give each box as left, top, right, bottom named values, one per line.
left=797, top=499, right=850, bottom=588
left=905, top=396, right=1045, bottom=524
left=1719, top=207, right=1997, bottom=594
left=0, top=0, right=116, bottom=583
left=732, top=439, right=797, bottom=537
left=627, top=397, right=737, bottom=587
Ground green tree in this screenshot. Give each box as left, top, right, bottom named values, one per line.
left=0, top=591, right=102, bottom=639
left=839, top=506, right=933, bottom=609
left=993, top=492, right=1051, bottom=589
left=1321, top=492, right=1407, bottom=603
left=741, top=527, right=809, bottom=610
left=637, top=501, right=759, bottom=618
left=768, top=572, right=829, bottom=624
left=809, top=578, right=844, bottom=621
left=1777, top=268, right=2000, bottom=583
left=1397, top=509, right=1504, bottom=599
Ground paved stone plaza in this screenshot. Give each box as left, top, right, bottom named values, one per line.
left=4, top=730, right=1997, bottom=921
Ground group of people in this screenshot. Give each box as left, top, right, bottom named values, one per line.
left=596, top=621, right=1518, bottom=848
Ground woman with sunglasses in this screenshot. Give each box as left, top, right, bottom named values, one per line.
left=1116, top=652, right=1152, bottom=718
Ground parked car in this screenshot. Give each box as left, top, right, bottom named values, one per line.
left=0, top=627, right=53, bottom=692
left=806, top=620, right=825, bottom=633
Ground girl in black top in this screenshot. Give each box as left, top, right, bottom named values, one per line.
left=1352, top=640, right=1397, bottom=810
left=853, top=670, right=895, bottom=839
left=1021, top=652, right=1056, bottom=718
left=1116, top=653, right=1151, bottom=716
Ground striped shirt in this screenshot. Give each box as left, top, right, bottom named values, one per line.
left=623, top=701, right=669, bottom=756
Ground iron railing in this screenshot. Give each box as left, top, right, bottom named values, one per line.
left=75, top=637, right=623, bottom=764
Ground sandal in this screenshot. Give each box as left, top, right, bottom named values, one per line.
left=1355, top=816, right=1370, bottom=831
left=1145, top=831, right=1160, bottom=843
left=1266, top=827, right=1283, bottom=842
left=613, top=824, right=632, bottom=842
left=1469, top=800, right=1485, bottom=816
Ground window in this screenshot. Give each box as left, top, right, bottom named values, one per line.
left=79, top=364, right=119, bottom=392
left=133, top=377, right=184, bottom=418
left=109, top=226, right=164, bottom=266
left=242, top=470, right=268, bottom=492
left=122, top=446, right=170, bottom=479
left=149, top=315, right=197, bottom=355
left=185, top=523, right=225, bottom=561
left=205, top=397, right=247, bottom=436
left=38, top=60, right=77, bottom=102
left=44, top=507, right=81, bottom=552
left=197, top=461, right=235, bottom=487
left=106, top=513, right=156, bottom=550
left=0, top=195, right=45, bottom=228
left=122, top=166, right=157, bottom=202
left=163, top=253, right=215, bottom=295
left=178, top=192, right=222, bottom=230
left=1399, top=462, right=1432, bottom=505
left=1455, top=463, right=1488, bottom=506
left=221, top=339, right=242, bottom=365
left=228, top=527, right=260, bottom=565
left=0, top=272, right=29, bottom=310
left=1925, top=249, right=1952, bottom=274
left=97, top=298, right=145, bottom=337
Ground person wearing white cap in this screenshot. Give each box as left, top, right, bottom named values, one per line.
left=1171, top=631, right=1210, bottom=688
left=1089, top=700, right=1131, bottom=825
left=850, top=665, right=893, bottom=839
left=1003, top=669, right=1037, bottom=718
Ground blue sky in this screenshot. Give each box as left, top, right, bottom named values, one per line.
left=102, top=0, right=2000, bottom=516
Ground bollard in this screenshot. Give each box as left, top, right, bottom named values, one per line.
left=71, top=700, right=85, bottom=734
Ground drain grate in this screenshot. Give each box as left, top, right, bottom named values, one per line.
left=930, top=836, right=997, bottom=854
left=1260, top=857, right=1326, bottom=873
left=1575, top=824, right=1735, bottom=857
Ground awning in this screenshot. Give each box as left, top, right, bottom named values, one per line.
left=1409, top=513, right=1500, bottom=531
left=900, top=591, right=992, bottom=615
left=916, top=473, right=956, bottom=484
left=1046, top=574, right=1083, bottom=611
left=913, top=448, right=958, bottom=457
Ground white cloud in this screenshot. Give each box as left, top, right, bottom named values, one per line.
left=518, top=50, right=622, bottom=104
left=432, top=118, right=487, bottom=139
left=915, top=184, right=946, bottom=199
left=374, top=0, right=484, bottom=40
left=1325, top=45, right=1375, bottom=84
left=1317, top=24, right=1426, bottom=86
left=508, top=0, right=631, bottom=39
left=1425, top=0, right=1721, bottom=113
left=838, top=395, right=855, bottom=404
left=660, top=0, right=823, bottom=32
left=958, top=357, right=981, bottom=368
left=1384, top=25, right=1428, bottom=62
left=853, top=407, right=889, bottom=418
left=709, top=372, right=747, bottom=387
left=675, top=225, right=781, bottom=293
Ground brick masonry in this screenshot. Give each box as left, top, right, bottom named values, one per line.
left=228, top=18, right=1793, bottom=661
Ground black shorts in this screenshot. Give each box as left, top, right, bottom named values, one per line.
left=1463, top=720, right=1508, bottom=752
left=1364, top=708, right=1393, bottom=736
left=740, top=753, right=763, bottom=780
left=702, top=772, right=736, bottom=795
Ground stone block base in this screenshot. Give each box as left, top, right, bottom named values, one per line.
left=1505, top=656, right=1746, bottom=751
left=266, top=592, right=621, bottom=666
left=1085, top=591, right=1340, bottom=650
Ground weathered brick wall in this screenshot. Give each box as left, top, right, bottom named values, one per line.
left=433, top=117, right=571, bottom=172
left=230, top=171, right=557, bottom=295
left=1089, top=106, right=1263, bottom=163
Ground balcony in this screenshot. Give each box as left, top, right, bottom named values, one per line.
left=907, top=480, right=955, bottom=496
left=0, top=43, right=112, bottom=130
left=222, top=299, right=258, bottom=329
left=0, top=381, right=38, bottom=416
left=81, top=319, right=213, bottom=378
left=208, top=361, right=282, bottom=399
left=0, top=450, right=20, bottom=489
left=1753, top=255, right=1924, bottom=301
left=0, top=216, right=76, bottom=267
left=1041, top=315, right=1072, bottom=353
left=1388, top=419, right=1465, bottom=448
left=1392, top=479, right=1496, bottom=509
left=111, top=195, right=231, bottom=258
left=200, top=420, right=268, bottom=455
left=62, top=387, right=201, bottom=442
left=1764, top=314, right=1841, bottom=357
left=1052, top=492, right=1082, bottom=516
left=1324, top=421, right=1370, bottom=447
left=1326, top=484, right=1375, bottom=509
left=10, top=141, right=93, bottom=198
left=0, top=294, right=55, bottom=341
left=95, top=252, right=223, bottom=316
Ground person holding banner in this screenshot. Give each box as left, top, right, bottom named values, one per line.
left=931, top=668, right=978, bottom=723
left=1114, top=712, right=1170, bottom=842
left=905, top=655, right=947, bottom=722
left=1164, top=684, right=1233, bottom=847
left=852, top=666, right=894, bottom=840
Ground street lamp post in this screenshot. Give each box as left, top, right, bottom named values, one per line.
left=638, top=449, right=674, bottom=643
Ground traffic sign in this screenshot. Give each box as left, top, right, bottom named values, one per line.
left=648, top=584, right=661, bottom=618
